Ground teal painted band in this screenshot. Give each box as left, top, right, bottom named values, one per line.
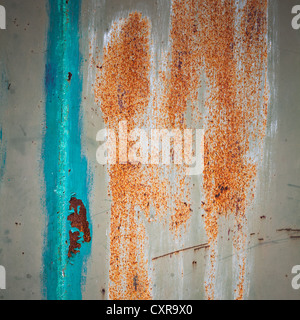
left=42, top=0, right=92, bottom=300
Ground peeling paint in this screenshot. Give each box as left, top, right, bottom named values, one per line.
left=68, top=197, right=91, bottom=257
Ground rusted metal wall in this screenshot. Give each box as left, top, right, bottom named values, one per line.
left=0, top=0, right=299, bottom=300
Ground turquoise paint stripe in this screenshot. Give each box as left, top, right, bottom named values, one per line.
left=42, top=0, right=92, bottom=300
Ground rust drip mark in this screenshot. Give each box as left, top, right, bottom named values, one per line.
left=94, top=12, right=152, bottom=300
left=199, top=0, right=269, bottom=300
left=67, top=197, right=91, bottom=258
left=161, top=0, right=203, bottom=234
left=167, top=0, right=202, bottom=127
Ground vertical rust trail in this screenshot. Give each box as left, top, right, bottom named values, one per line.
left=199, top=0, right=238, bottom=300
left=162, top=0, right=203, bottom=233
left=94, top=3, right=205, bottom=299
left=94, top=0, right=269, bottom=300
left=95, top=13, right=152, bottom=300
left=232, top=0, right=269, bottom=300
left=167, top=0, right=202, bottom=127
left=199, top=0, right=269, bottom=299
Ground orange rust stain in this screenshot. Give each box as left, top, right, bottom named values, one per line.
left=94, top=12, right=152, bottom=300
left=198, top=0, right=269, bottom=299
left=93, top=5, right=203, bottom=298
left=160, top=0, right=203, bottom=233
left=93, top=0, right=269, bottom=301
left=167, top=0, right=202, bottom=127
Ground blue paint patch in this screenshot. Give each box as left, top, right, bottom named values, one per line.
left=42, top=0, right=92, bottom=300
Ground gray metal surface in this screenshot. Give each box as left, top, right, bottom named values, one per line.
left=0, top=0, right=299, bottom=300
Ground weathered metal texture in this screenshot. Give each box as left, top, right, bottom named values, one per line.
left=0, top=0, right=299, bottom=300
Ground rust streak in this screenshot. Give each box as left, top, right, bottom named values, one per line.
left=93, top=0, right=269, bottom=301
left=198, top=0, right=269, bottom=300
left=95, top=12, right=152, bottom=300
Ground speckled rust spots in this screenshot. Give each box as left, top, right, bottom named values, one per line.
left=159, top=0, right=203, bottom=233
left=95, top=12, right=152, bottom=300
left=94, top=0, right=269, bottom=300
left=67, top=197, right=91, bottom=258
left=94, top=4, right=202, bottom=299
left=198, top=0, right=269, bottom=299
left=167, top=0, right=202, bottom=127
